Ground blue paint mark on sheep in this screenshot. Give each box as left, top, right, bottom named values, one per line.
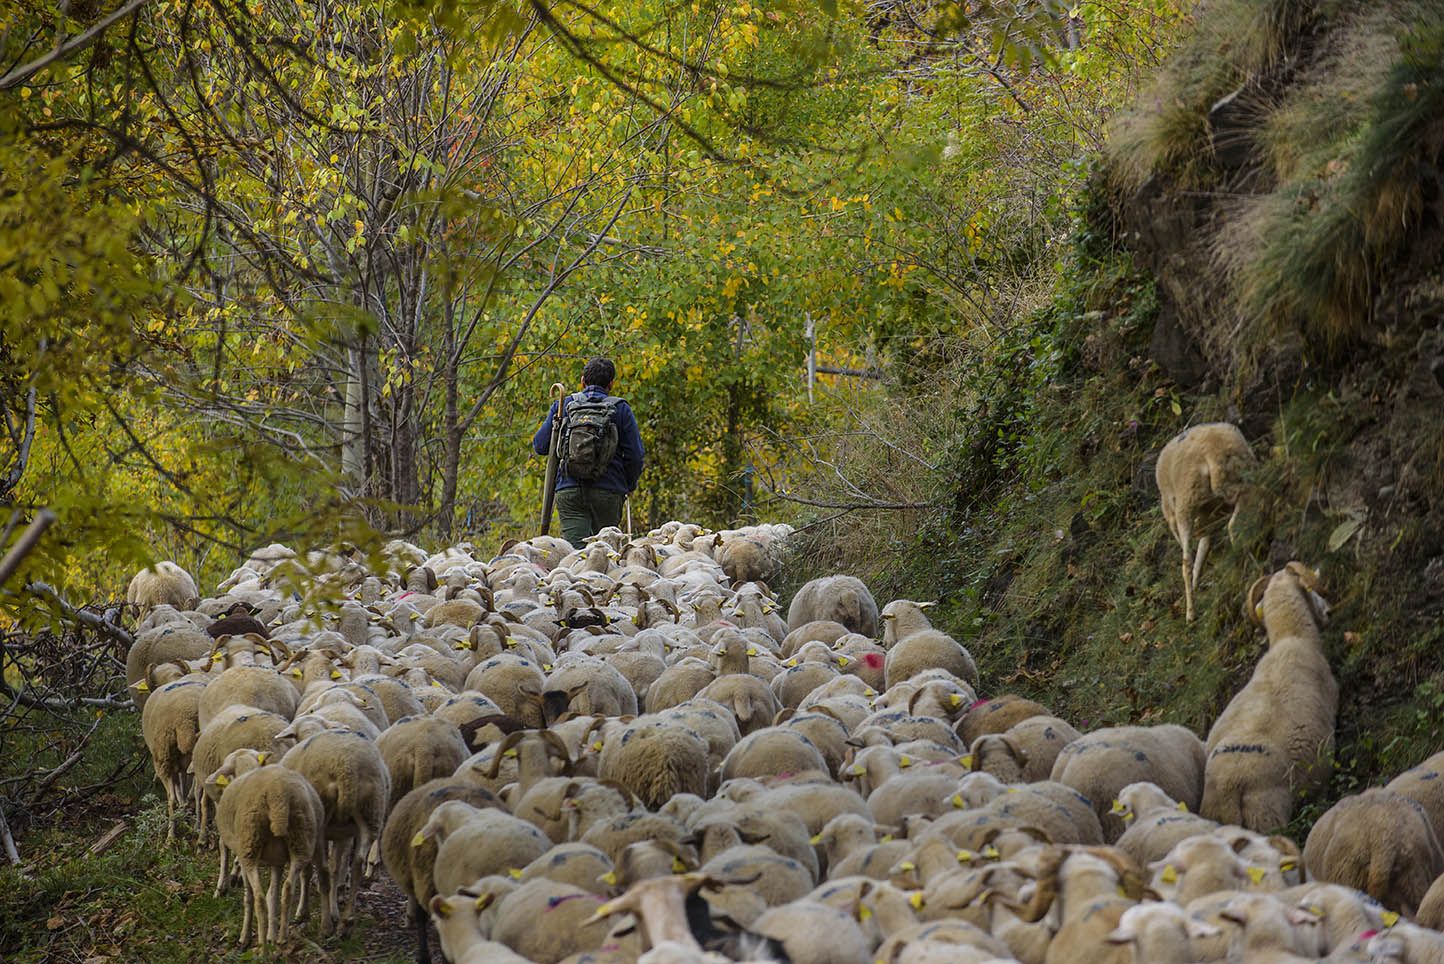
left=1214, top=743, right=1269, bottom=755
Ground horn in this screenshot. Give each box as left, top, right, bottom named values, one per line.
left=1244, top=575, right=1269, bottom=625
left=540, top=730, right=574, bottom=767
left=482, top=731, right=529, bottom=779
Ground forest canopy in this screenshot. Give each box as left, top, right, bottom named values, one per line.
left=0, top=0, right=1188, bottom=603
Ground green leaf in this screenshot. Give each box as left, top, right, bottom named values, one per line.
left=1328, top=517, right=1364, bottom=552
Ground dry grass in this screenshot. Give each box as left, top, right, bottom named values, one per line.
left=1107, top=0, right=1319, bottom=189
left=1215, top=6, right=1444, bottom=352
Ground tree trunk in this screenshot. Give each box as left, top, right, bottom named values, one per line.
left=436, top=358, right=462, bottom=542
left=341, top=342, right=366, bottom=490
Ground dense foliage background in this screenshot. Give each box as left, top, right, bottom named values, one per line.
left=1, top=0, right=1187, bottom=600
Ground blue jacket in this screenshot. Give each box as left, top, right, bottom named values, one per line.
left=532, top=385, right=645, bottom=494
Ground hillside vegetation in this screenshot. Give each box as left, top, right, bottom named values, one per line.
left=789, top=0, right=1444, bottom=827
left=1, top=0, right=1442, bottom=957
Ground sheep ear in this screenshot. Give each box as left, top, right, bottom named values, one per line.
left=1245, top=575, right=1269, bottom=624
left=1188, top=918, right=1224, bottom=938
left=1105, top=925, right=1136, bottom=944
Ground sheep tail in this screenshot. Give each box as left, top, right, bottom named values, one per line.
left=268, top=788, right=293, bottom=840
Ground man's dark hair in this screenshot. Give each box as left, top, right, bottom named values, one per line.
left=582, top=357, right=616, bottom=390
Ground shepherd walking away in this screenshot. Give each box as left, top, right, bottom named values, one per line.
left=532, top=357, right=645, bottom=546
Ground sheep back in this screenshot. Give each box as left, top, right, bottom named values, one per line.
left=1050, top=725, right=1205, bottom=841
left=1304, top=788, right=1444, bottom=918
left=787, top=576, right=880, bottom=638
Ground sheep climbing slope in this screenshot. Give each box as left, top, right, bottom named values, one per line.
left=125, top=523, right=1444, bottom=962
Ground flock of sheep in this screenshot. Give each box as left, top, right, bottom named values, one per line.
left=119, top=422, right=1444, bottom=963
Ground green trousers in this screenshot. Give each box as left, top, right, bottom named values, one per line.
left=555, top=486, right=626, bottom=547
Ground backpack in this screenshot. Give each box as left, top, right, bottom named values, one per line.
left=560, top=392, right=620, bottom=482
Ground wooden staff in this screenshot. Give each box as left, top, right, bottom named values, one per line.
left=539, top=383, right=567, bottom=535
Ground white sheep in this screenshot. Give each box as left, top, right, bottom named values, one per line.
left=1201, top=562, right=1335, bottom=832
left=1049, top=723, right=1206, bottom=841
left=279, top=728, right=391, bottom=933
left=1303, top=787, right=1444, bottom=918
left=1154, top=421, right=1254, bottom=621
left=787, top=575, right=881, bottom=638
left=210, top=751, right=327, bottom=948
left=126, top=561, right=201, bottom=618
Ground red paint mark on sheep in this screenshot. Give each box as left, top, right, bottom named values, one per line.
left=863, top=653, right=883, bottom=669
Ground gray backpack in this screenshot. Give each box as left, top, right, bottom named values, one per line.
left=560, top=392, right=620, bottom=482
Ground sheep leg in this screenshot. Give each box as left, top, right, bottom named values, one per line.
left=412, top=897, right=432, bottom=964
left=1192, top=534, right=1211, bottom=591
left=278, top=860, right=298, bottom=944
left=1179, top=529, right=1195, bottom=623
left=265, top=865, right=282, bottom=947
left=241, top=863, right=265, bottom=947
left=345, top=831, right=370, bottom=926
left=163, top=779, right=177, bottom=846
left=322, top=838, right=343, bottom=936
left=214, top=843, right=230, bottom=897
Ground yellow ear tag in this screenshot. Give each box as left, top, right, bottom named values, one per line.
left=215, top=774, right=230, bottom=787
left=1160, top=865, right=1178, bottom=884
left=960, top=755, right=973, bottom=768
left=503, top=748, right=518, bottom=758
left=898, top=861, right=916, bottom=872
left=956, top=850, right=973, bottom=863
left=951, top=794, right=964, bottom=809
left=330, top=670, right=343, bottom=680
left=785, top=659, right=797, bottom=667
left=411, top=831, right=426, bottom=847
left=601, top=871, right=617, bottom=885
left=1254, top=600, right=1264, bottom=619
left=508, top=868, right=523, bottom=879
left=745, top=648, right=758, bottom=657
left=1382, top=911, right=1400, bottom=928
left=982, top=845, right=1000, bottom=859
left=949, top=694, right=963, bottom=707
left=1246, top=866, right=1266, bottom=885
left=1176, top=801, right=1188, bottom=812
left=1110, top=799, right=1126, bottom=814
left=211, top=652, right=224, bottom=662
left=671, top=857, right=688, bottom=873
left=474, top=896, right=489, bottom=911
left=290, top=668, right=303, bottom=678
left=909, top=892, right=925, bottom=910
left=434, top=898, right=452, bottom=919
left=857, top=904, right=872, bottom=922
left=455, top=641, right=471, bottom=650
left=256, top=645, right=271, bottom=656
left=880, top=835, right=893, bottom=844
left=135, top=681, right=150, bottom=693
left=433, top=680, right=445, bottom=688
left=1280, top=858, right=1297, bottom=872
left=1121, top=811, right=1135, bottom=822
left=255, top=752, right=268, bottom=765
left=592, top=740, right=604, bottom=752
left=1307, top=904, right=1324, bottom=916
left=837, top=656, right=850, bottom=666
left=809, top=833, right=823, bottom=845
left=543, top=664, right=552, bottom=671
left=850, top=764, right=866, bottom=776
left=899, top=755, right=912, bottom=768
